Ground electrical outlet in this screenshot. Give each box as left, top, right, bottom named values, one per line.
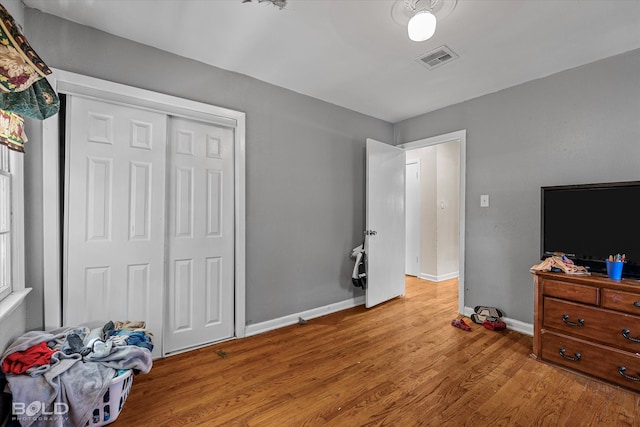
left=480, top=194, right=489, bottom=207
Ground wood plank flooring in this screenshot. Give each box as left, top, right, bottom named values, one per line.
left=117, top=276, right=640, bottom=426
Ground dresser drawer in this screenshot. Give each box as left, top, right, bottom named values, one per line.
left=541, top=331, right=640, bottom=392
left=542, top=279, right=598, bottom=305
left=543, top=297, right=640, bottom=353
left=602, top=288, right=640, bottom=316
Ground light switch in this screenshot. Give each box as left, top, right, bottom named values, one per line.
left=480, top=194, right=489, bottom=207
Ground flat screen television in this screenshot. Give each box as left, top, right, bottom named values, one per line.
left=541, top=181, right=640, bottom=279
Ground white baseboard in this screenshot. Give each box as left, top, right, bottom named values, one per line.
left=419, top=271, right=459, bottom=282
left=463, top=306, right=533, bottom=336
left=245, top=295, right=366, bottom=337
left=244, top=298, right=533, bottom=339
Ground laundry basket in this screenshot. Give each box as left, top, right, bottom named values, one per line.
left=86, top=369, right=133, bottom=426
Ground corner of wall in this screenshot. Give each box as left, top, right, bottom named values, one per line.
left=2, top=0, right=24, bottom=27
left=0, top=2, right=44, bottom=346
left=22, top=116, right=45, bottom=331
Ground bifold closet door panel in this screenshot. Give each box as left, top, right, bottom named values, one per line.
left=65, top=96, right=167, bottom=357
left=164, top=116, right=235, bottom=354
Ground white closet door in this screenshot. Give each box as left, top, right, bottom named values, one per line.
left=164, top=117, right=235, bottom=354
left=65, top=96, right=167, bottom=358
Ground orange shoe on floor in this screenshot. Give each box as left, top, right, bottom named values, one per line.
left=451, top=318, right=472, bottom=331
left=482, top=317, right=506, bottom=331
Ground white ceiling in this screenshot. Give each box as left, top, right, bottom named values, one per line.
left=23, top=0, right=640, bottom=123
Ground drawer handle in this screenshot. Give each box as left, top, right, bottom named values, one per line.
left=634, top=302, right=640, bottom=308
left=559, top=348, right=581, bottom=361
left=618, top=366, right=640, bottom=382
left=622, top=329, right=640, bottom=343
left=562, top=314, right=585, bottom=327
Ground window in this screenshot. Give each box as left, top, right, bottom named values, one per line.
left=0, top=142, right=25, bottom=310
left=0, top=144, right=11, bottom=301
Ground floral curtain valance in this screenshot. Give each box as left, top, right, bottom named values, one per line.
left=0, top=4, right=52, bottom=92
left=0, top=3, right=59, bottom=152
left=0, top=108, right=27, bottom=152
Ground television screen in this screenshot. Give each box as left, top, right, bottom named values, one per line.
left=541, top=181, right=640, bottom=278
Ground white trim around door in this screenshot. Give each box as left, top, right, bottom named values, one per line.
left=41, top=69, right=246, bottom=343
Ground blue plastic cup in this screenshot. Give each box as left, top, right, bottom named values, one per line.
left=606, top=260, right=624, bottom=280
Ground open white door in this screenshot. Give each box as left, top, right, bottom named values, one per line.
left=365, top=139, right=406, bottom=308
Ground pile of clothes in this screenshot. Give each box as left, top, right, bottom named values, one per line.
left=530, top=254, right=590, bottom=275
left=0, top=321, right=153, bottom=427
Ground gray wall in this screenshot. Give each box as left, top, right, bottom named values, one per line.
left=0, top=0, right=30, bottom=352
left=0, top=303, right=27, bottom=355
left=394, top=48, right=640, bottom=323
left=12, top=7, right=640, bottom=337
left=22, top=9, right=393, bottom=330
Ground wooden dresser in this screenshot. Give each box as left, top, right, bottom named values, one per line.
left=533, top=271, right=640, bottom=392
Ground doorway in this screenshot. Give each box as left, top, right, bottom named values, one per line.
left=399, top=130, right=466, bottom=314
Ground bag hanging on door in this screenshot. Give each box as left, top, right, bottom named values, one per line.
left=352, top=252, right=367, bottom=289
left=351, top=243, right=367, bottom=289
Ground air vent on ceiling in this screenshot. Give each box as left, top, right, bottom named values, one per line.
left=415, top=45, right=459, bottom=70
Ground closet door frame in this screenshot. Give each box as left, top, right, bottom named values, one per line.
left=40, top=69, right=246, bottom=346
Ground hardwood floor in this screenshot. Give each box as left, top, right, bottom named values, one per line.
left=117, top=276, right=640, bottom=426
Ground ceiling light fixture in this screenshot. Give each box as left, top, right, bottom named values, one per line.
left=407, top=0, right=437, bottom=42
